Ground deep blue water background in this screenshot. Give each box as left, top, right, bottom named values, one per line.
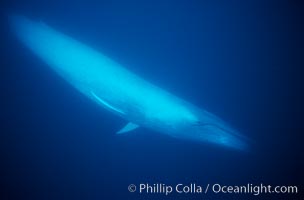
left=0, top=0, right=303, bottom=199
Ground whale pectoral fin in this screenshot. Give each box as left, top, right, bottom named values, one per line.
left=91, top=91, right=125, bottom=115
left=116, top=122, right=139, bottom=134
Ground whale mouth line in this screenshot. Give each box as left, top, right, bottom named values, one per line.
left=193, top=121, right=235, bottom=136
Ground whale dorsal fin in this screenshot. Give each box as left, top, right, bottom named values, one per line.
left=117, top=122, right=139, bottom=134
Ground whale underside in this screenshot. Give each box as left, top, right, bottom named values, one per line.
left=9, top=14, right=249, bottom=150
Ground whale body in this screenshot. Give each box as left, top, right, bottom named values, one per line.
left=9, top=15, right=248, bottom=150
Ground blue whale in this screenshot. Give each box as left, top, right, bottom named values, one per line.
left=10, top=15, right=248, bottom=150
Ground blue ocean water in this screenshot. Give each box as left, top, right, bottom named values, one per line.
left=0, top=0, right=303, bottom=199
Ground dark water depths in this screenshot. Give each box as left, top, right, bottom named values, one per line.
left=1, top=0, right=303, bottom=199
